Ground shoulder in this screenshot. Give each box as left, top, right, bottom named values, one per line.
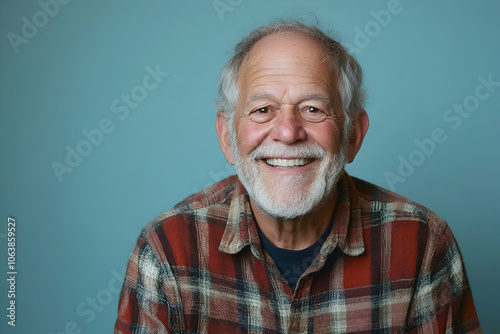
left=139, top=175, right=240, bottom=243
left=351, top=176, right=449, bottom=237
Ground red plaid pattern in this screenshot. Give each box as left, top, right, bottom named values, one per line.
left=115, top=173, right=480, bottom=333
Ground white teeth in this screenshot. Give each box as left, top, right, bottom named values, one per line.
left=265, top=158, right=312, bottom=168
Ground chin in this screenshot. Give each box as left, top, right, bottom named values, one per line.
left=250, top=174, right=328, bottom=220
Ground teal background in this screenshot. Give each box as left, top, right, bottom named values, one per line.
left=1, top=0, right=499, bottom=332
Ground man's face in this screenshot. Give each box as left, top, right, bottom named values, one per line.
left=224, top=32, right=349, bottom=219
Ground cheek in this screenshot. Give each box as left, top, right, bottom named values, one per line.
left=309, top=123, right=344, bottom=154
left=236, top=121, right=271, bottom=153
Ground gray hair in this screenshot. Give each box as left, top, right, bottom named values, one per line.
left=215, top=20, right=365, bottom=140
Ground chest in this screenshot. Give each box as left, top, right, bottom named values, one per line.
left=171, top=250, right=415, bottom=333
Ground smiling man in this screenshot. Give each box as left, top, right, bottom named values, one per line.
left=115, top=21, right=480, bottom=333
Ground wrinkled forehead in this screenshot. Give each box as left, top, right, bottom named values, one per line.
left=240, top=31, right=334, bottom=75
left=236, top=32, right=339, bottom=101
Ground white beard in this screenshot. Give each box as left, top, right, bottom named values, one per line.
left=229, top=126, right=348, bottom=220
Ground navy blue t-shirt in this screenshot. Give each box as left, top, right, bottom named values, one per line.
left=258, top=219, right=333, bottom=291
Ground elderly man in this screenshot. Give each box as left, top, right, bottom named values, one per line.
left=115, top=21, right=480, bottom=333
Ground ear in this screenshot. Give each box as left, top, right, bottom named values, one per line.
left=347, top=109, right=369, bottom=163
left=216, top=111, right=235, bottom=165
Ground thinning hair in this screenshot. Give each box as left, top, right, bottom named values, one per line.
left=215, top=20, right=366, bottom=140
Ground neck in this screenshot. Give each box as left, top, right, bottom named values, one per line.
left=250, top=190, right=337, bottom=250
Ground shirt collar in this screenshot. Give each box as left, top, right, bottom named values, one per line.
left=320, top=173, right=366, bottom=258
left=218, top=180, right=263, bottom=258
left=218, top=173, right=365, bottom=258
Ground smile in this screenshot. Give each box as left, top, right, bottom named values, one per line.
left=264, top=158, right=314, bottom=168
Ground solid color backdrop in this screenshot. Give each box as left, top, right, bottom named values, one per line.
left=1, top=0, right=499, bottom=332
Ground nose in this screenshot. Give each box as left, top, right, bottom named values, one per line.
left=269, top=107, right=307, bottom=144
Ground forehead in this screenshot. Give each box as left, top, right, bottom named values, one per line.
left=237, top=32, right=337, bottom=98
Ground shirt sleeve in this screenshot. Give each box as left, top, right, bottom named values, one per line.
left=407, top=224, right=481, bottom=333
left=114, top=232, right=184, bottom=334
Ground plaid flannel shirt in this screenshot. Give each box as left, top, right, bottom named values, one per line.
left=115, top=173, right=480, bottom=333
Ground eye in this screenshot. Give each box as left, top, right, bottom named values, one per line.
left=249, top=106, right=274, bottom=123
left=306, top=107, right=321, bottom=113
left=301, top=106, right=327, bottom=122
left=255, top=107, right=270, bottom=114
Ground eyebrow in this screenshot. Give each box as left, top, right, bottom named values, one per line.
left=245, top=92, right=331, bottom=108
left=246, top=92, right=272, bottom=107
left=301, top=93, right=331, bottom=106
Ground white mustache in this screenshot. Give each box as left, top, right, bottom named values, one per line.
left=249, top=142, right=327, bottom=160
